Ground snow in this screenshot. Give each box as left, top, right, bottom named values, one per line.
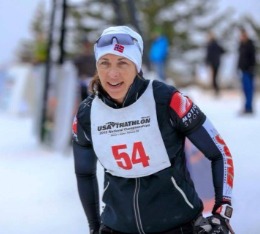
left=0, top=114, right=88, bottom=234
left=0, top=87, right=260, bottom=234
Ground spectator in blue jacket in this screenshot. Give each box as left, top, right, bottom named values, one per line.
left=149, top=29, right=169, bottom=81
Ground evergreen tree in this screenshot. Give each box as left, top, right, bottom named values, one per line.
left=31, top=1, right=48, bottom=64
left=136, top=1, right=234, bottom=74
left=67, top=1, right=233, bottom=74
left=18, top=0, right=258, bottom=74
left=17, top=1, right=48, bottom=64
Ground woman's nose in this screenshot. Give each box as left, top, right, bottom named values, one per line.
left=108, top=67, right=119, bottom=78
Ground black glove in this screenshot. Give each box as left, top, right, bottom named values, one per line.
left=193, top=203, right=235, bottom=234
left=193, top=215, right=212, bottom=234
left=207, top=214, right=230, bottom=234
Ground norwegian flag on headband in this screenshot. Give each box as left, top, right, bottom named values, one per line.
left=114, top=44, right=124, bottom=53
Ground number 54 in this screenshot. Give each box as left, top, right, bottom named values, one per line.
left=112, top=142, right=150, bottom=170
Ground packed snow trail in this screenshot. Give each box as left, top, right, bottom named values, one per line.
left=0, top=88, right=260, bottom=234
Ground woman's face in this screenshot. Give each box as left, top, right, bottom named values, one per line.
left=96, top=54, right=137, bottom=104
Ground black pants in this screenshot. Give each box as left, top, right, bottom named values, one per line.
left=100, top=221, right=194, bottom=234
left=211, top=65, right=220, bottom=94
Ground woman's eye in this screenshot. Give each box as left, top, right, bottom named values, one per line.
left=100, top=61, right=109, bottom=66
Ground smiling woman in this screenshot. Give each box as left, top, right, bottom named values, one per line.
left=72, top=26, right=235, bottom=234
left=90, top=26, right=144, bottom=105
left=96, top=55, right=137, bottom=104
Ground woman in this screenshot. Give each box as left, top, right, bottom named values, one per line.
left=72, top=26, right=234, bottom=234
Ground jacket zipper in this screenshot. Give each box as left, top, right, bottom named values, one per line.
left=133, top=178, right=145, bottom=234
left=171, top=176, right=194, bottom=209
left=102, top=181, right=110, bottom=201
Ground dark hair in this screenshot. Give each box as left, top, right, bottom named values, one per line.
left=89, top=72, right=100, bottom=94
left=238, top=26, right=247, bottom=35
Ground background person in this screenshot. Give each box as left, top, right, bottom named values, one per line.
left=237, top=27, right=256, bottom=114
left=72, top=26, right=234, bottom=234
left=205, top=31, right=225, bottom=96
left=73, top=38, right=96, bottom=101
left=149, top=28, right=169, bottom=82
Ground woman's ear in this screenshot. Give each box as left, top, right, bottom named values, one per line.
left=138, top=69, right=143, bottom=77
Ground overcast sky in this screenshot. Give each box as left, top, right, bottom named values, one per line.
left=0, top=0, right=259, bottom=66
left=0, top=0, right=42, bottom=65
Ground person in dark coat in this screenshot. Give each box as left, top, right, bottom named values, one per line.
left=73, top=39, right=96, bottom=101
left=237, top=27, right=256, bottom=114
left=205, top=31, right=225, bottom=96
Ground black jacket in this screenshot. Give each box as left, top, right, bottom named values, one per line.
left=205, top=39, right=225, bottom=68
left=72, top=77, right=234, bottom=233
left=238, top=39, right=256, bottom=74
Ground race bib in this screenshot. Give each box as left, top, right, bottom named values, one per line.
left=91, top=81, right=171, bottom=178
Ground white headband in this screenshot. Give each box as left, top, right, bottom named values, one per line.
left=94, top=26, right=143, bottom=72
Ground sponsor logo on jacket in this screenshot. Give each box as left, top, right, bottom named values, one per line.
left=170, top=92, right=200, bottom=127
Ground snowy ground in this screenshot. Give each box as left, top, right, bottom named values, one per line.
left=0, top=87, right=260, bottom=234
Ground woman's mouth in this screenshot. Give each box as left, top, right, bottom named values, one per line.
left=108, top=82, right=123, bottom=87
